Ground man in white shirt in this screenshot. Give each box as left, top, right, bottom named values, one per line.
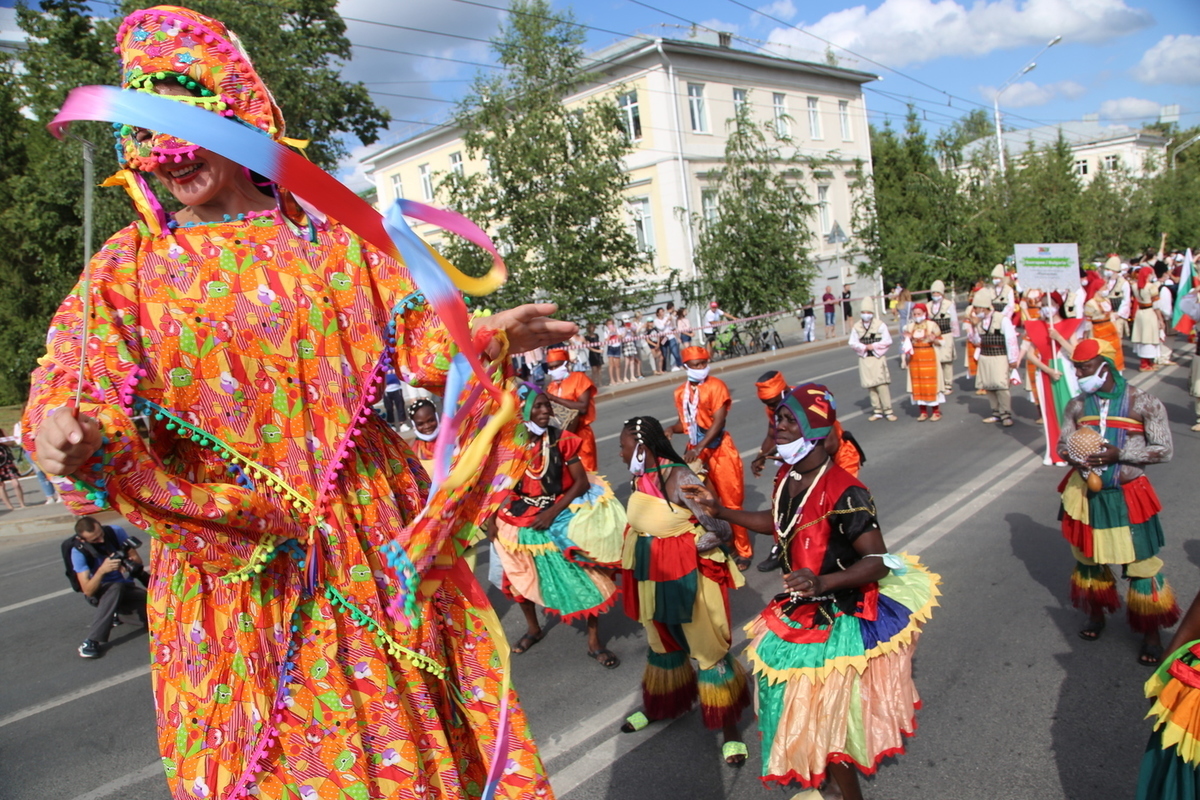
left=703, top=301, right=730, bottom=348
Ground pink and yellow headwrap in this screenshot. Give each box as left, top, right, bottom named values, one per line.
left=113, top=6, right=285, bottom=171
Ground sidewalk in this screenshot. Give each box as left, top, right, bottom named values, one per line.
left=594, top=334, right=848, bottom=403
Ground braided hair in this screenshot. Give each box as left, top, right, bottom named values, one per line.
left=407, top=398, right=436, bottom=419
left=623, top=416, right=687, bottom=509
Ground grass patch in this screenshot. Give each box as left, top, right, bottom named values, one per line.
left=0, top=405, right=23, bottom=435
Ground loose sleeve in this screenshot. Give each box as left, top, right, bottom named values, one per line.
left=835, top=485, right=879, bottom=545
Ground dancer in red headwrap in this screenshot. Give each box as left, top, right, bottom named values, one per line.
left=1057, top=338, right=1179, bottom=665
left=683, top=383, right=939, bottom=800
left=544, top=347, right=598, bottom=471
left=901, top=303, right=945, bottom=421
left=670, top=346, right=751, bottom=569
left=1084, top=269, right=1125, bottom=371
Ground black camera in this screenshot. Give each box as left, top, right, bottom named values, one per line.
left=108, top=535, right=145, bottom=576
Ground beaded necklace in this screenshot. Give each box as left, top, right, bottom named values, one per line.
left=524, top=430, right=551, bottom=480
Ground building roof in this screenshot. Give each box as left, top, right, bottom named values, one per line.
left=360, top=35, right=879, bottom=171
left=961, top=119, right=1170, bottom=161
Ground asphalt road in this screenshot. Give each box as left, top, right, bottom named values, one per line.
left=3, top=339, right=1197, bottom=800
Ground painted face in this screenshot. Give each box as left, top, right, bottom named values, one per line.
left=412, top=405, right=438, bottom=436
left=529, top=394, right=553, bottom=429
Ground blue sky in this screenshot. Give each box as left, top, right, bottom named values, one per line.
left=331, top=0, right=1200, bottom=184
left=3, top=0, right=1197, bottom=185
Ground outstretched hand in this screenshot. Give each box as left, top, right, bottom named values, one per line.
left=475, top=303, right=577, bottom=359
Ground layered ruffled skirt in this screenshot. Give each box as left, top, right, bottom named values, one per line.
left=494, top=477, right=625, bottom=622
left=1139, top=642, right=1200, bottom=799
left=745, top=554, right=940, bottom=789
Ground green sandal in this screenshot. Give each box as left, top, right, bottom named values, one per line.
left=621, top=711, right=650, bottom=733
left=722, top=740, right=747, bottom=767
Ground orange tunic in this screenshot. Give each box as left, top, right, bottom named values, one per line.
left=675, top=378, right=749, bottom=559
left=23, top=217, right=550, bottom=800
left=547, top=372, right=597, bottom=471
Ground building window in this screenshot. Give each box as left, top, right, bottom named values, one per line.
left=618, top=91, right=642, bottom=141
left=449, top=151, right=464, bottom=177
left=629, top=197, right=655, bottom=252
left=817, top=185, right=831, bottom=235
left=733, top=87, right=749, bottom=115
left=389, top=173, right=404, bottom=200
left=418, top=164, right=433, bottom=200
left=806, top=97, right=825, bottom=140
left=1075, top=159, right=1089, bottom=176
left=1104, top=154, right=1120, bottom=171
left=687, top=83, right=708, bottom=133
left=773, top=93, right=790, bottom=138
left=701, top=189, right=719, bottom=224
left=839, top=100, right=852, bottom=141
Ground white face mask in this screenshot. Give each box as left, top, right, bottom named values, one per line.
left=993, top=278, right=1003, bottom=286
left=931, top=294, right=943, bottom=302
left=547, top=365, right=570, bottom=382
left=860, top=313, right=873, bottom=323
left=912, top=314, right=927, bottom=323
left=1078, top=366, right=1108, bottom=395
left=686, top=366, right=709, bottom=382
left=414, top=428, right=439, bottom=442
left=628, top=444, right=646, bottom=476
left=776, top=436, right=816, bottom=465
left=525, top=421, right=547, bottom=437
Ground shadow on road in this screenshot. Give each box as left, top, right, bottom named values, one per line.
left=1007, top=510, right=1145, bottom=800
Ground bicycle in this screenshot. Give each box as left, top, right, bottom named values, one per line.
left=1, top=438, right=35, bottom=478
left=712, top=325, right=750, bottom=360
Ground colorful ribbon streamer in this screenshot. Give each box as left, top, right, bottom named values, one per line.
left=50, top=86, right=511, bottom=494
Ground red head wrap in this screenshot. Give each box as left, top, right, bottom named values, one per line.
left=912, top=302, right=929, bottom=317
left=1050, top=291, right=1064, bottom=308
left=1083, top=270, right=1104, bottom=302
left=1137, top=266, right=1154, bottom=290
left=755, top=371, right=788, bottom=400
left=1070, top=337, right=1117, bottom=365
left=682, top=345, right=709, bottom=363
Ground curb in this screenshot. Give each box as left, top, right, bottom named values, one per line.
left=594, top=337, right=849, bottom=403
left=0, top=508, right=124, bottom=539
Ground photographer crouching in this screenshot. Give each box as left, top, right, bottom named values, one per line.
left=65, top=516, right=148, bottom=659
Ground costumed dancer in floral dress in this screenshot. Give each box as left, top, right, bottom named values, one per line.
left=490, top=387, right=625, bottom=668
left=684, top=384, right=940, bottom=800
left=616, top=415, right=751, bottom=766
left=26, top=7, right=570, bottom=798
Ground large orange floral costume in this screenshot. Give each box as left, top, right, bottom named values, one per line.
left=23, top=7, right=552, bottom=800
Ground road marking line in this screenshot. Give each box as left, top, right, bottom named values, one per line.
left=0, top=587, right=73, bottom=615
left=0, top=558, right=59, bottom=579
left=539, top=688, right=641, bottom=763
left=69, top=762, right=163, bottom=800
left=0, top=665, right=150, bottom=730
left=550, top=714, right=689, bottom=797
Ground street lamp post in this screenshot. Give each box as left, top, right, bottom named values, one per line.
left=993, top=35, right=1062, bottom=174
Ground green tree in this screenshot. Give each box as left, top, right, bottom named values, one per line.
left=440, top=0, right=648, bottom=323
left=692, top=98, right=817, bottom=317
left=0, top=0, right=389, bottom=404
left=850, top=109, right=976, bottom=292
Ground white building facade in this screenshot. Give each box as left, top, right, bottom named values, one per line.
left=361, top=36, right=880, bottom=309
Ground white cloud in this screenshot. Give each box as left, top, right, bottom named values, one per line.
left=756, top=1, right=798, bottom=22
left=696, top=18, right=742, bottom=36
left=1098, top=96, right=1162, bottom=120
left=978, top=79, right=1087, bottom=107
left=1132, top=34, right=1200, bottom=85
left=768, top=0, right=1154, bottom=68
